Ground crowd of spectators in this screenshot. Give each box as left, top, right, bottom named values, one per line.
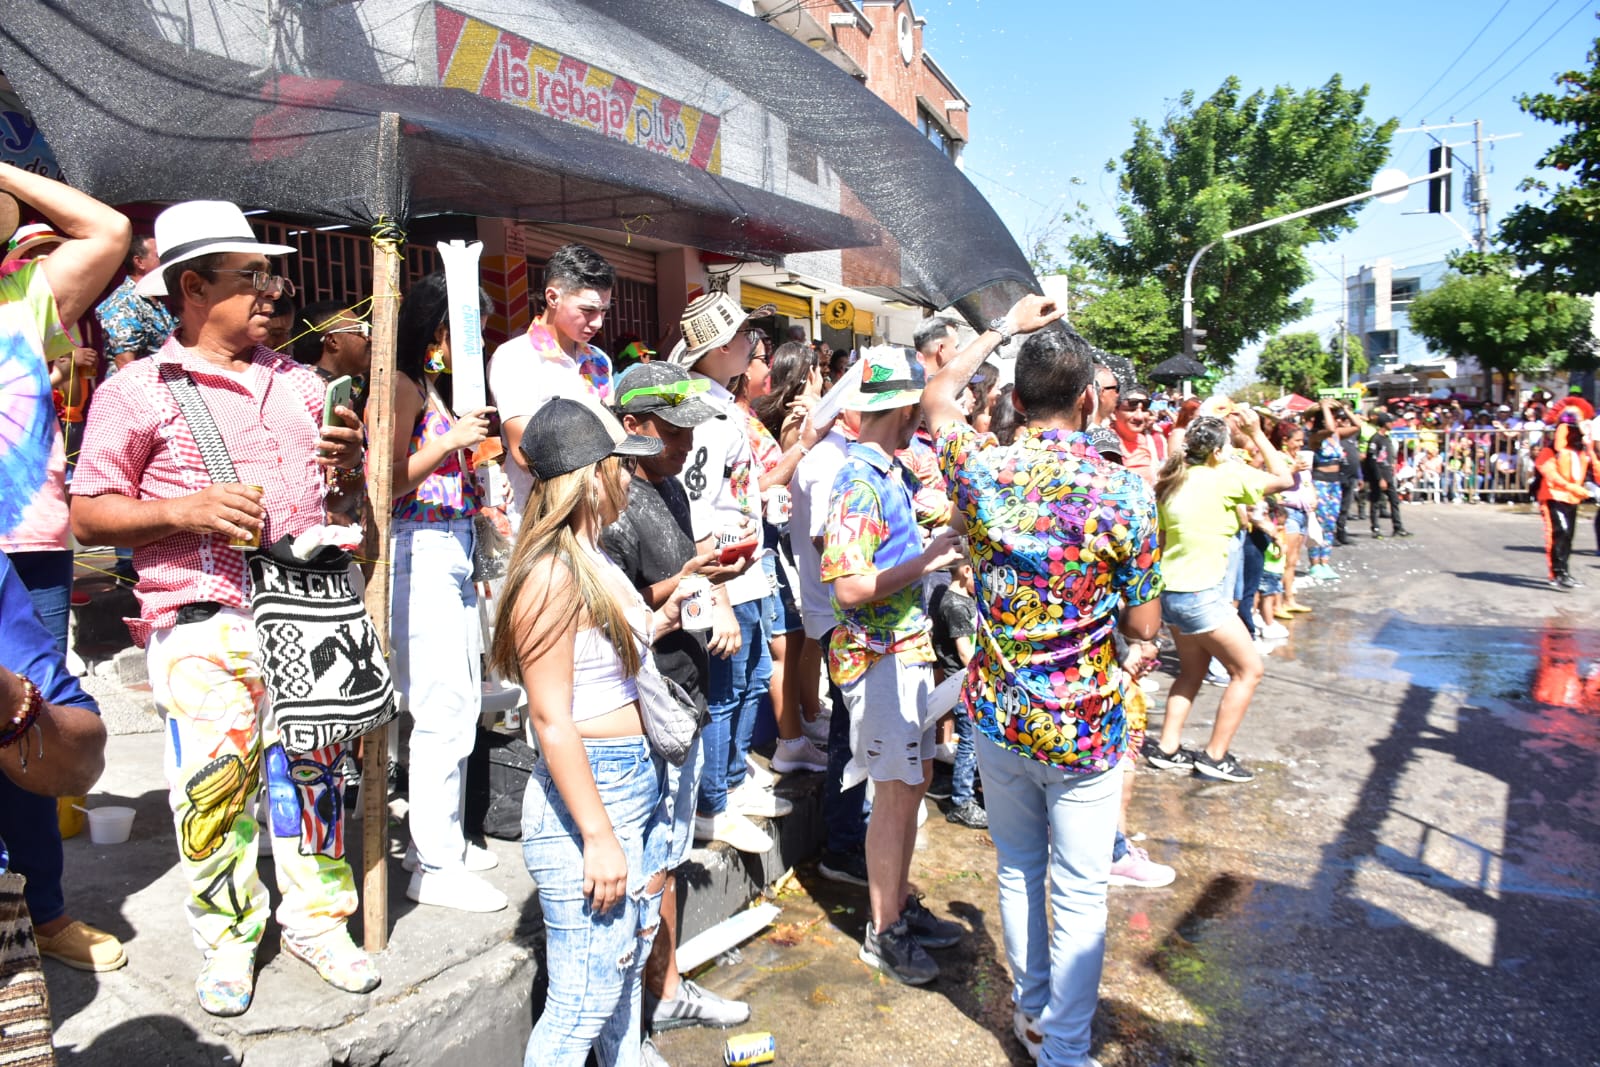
left=4, top=167, right=1600, bottom=1066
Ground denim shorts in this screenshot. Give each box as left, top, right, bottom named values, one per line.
left=1160, top=582, right=1233, bottom=636
left=1283, top=507, right=1308, bottom=536
left=1258, top=570, right=1284, bottom=596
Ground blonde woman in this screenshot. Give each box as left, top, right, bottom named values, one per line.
left=489, top=397, right=688, bottom=1067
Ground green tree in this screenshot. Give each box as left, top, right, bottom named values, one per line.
left=1257, top=329, right=1369, bottom=394
left=1070, top=278, right=1178, bottom=370
left=1497, top=33, right=1600, bottom=294
left=1407, top=262, right=1594, bottom=401
left=1072, top=75, right=1396, bottom=367
left=1257, top=331, right=1328, bottom=394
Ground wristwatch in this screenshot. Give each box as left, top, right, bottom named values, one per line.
left=987, top=316, right=1012, bottom=345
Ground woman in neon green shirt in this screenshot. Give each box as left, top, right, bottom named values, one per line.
left=1140, top=410, right=1293, bottom=784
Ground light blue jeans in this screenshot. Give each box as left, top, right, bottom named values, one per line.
left=522, top=736, right=668, bottom=1067
left=977, top=742, right=1122, bottom=1067
left=390, top=518, right=481, bottom=873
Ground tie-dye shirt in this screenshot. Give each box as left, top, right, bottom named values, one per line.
left=820, top=442, right=952, bottom=685
left=937, top=423, right=1162, bottom=774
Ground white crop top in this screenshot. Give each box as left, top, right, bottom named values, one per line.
left=570, top=546, right=649, bottom=722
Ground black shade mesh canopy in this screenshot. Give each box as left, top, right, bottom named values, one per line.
left=0, top=0, right=1040, bottom=324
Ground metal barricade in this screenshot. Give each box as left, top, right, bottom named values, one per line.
left=1399, top=427, right=1550, bottom=504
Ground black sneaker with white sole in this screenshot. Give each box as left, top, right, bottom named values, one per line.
left=901, top=894, right=965, bottom=949
left=1192, top=750, right=1255, bottom=783
left=860, top=917, right=939, bottom=985
left=1140, top=737, right=1198, bottom=771
left=817, top=849, right=869, bottom=887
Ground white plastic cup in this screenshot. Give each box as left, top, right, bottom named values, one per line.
left=85, top=805, right=135, bottom=845
left=680, top=576, right=712, bottom=632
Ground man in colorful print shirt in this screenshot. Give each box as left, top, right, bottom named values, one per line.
left=820, top=345, right=966, bottom=986
left=923, top=303, right=1163, bottom=1067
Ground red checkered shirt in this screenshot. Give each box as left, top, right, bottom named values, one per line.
left=71, top=337, right=332, bottom=645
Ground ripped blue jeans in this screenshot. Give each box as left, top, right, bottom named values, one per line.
left=522, top=736, right=669, bottom=1067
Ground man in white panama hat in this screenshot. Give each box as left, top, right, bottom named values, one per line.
left=72, top=199, right=376, bottom=1017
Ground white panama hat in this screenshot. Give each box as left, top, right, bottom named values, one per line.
left=135, top=200, right=295, bottom=297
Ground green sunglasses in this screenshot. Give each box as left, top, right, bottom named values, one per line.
left=618, top=378, right=712, bottom=409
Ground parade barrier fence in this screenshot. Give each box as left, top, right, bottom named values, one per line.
left=1391, top=427, right=1553, bottom=504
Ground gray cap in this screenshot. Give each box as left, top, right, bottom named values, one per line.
left=520, top=397, right=662, bottom=480
left=613, top=362, right=725, bottom=428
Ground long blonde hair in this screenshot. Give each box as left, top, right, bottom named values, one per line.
left=488, top=456, right=641, bottom=684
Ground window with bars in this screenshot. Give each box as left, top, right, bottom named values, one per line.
left=249, top=219, right=441, bottom=315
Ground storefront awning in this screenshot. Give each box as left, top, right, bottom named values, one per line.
left=0, top=1, right=873, bottom=258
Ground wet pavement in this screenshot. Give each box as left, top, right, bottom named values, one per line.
left=654, top=504, right=1600, bottom=1067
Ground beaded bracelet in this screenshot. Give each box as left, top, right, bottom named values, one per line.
left=0, top=676, right=43, bottom=750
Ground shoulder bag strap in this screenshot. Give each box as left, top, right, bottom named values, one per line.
left=160, top=362, right=240, bottom=485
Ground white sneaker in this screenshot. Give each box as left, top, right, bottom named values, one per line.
left=743, top=756, right=778, bottom=789
left=732, top=780, right=793, bottom=818
left=1012, top=1008, right=1042, bottom=1060
left=1261, top=622, right=1289, bottom=640
left=1252, top=612, right=1268, bottom=631
left=405, top=867, right=507, bottom=913
left=693, top=811, right=773, bottom=854
left=770, top=736, right=828, bottom=774
left=402, top=842, right=499, bottom=873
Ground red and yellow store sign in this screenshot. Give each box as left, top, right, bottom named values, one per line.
left=434, top=5, right=723, bottom=173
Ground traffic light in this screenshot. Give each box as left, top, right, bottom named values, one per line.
left=1428, top=146, right=1452, bottom=214
left=1184, top=325, right=1208, bottom=360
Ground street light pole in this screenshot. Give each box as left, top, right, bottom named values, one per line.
left=1181, top=166, right=1454, bottom=337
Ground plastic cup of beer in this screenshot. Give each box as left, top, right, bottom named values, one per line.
left=229, top=485, right=264, bottom=549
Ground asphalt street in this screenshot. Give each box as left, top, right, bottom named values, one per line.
left=655, top=502, right=1600, bottom=1067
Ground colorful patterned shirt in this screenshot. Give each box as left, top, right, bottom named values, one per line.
left=95, top=274, right=177, bottom=364
left=937, top=423, right=1162, bottom=775
left=820, top=442, right=951, bottom=685
left=0, top=261, right=74, bottom=553
left=393, top=388, right=483, bottom=522
left=71, top=337, right=331, bottom=645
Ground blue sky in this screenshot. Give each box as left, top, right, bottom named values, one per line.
left=918, top=0, right=1598, bottom=367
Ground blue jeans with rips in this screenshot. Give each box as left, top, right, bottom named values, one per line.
left=697, top=598, right=771, bottom=816
left=978, top=742, right=1121, bottom=1067
left=522, top=736, right=668, bottom=1067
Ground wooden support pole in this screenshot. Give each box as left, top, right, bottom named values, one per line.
left=361, top=112, right=403, bottom=953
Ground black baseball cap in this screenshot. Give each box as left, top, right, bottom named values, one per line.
left=612, top=362, right=725, bottom=429
left=520, top=397, right=661, bottom=480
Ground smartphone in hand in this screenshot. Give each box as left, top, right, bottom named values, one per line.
left=322, top=375, right=355, bottom=428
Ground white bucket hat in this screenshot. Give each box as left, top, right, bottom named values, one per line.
left=135, top=200, right=295, bottom=297
left=669, top=291, right=775, bottom=367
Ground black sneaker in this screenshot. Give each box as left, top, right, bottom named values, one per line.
left=901, top=894, right=964, bottom=949
left=945, top=799, right=989, bottom=830
left=818, top=850, right=869, bottom=887
left=1558, top=574, right=1583, bottom=589
left=1394, top=529, right=1413, bottom=538
left=860, top=917, right=939, bottom=985
left=1370, top=530, right=1385, bottom=540
left=1140, top=737, right=1197, bottom=771
left=1192, top=750, right=1255, bottom=783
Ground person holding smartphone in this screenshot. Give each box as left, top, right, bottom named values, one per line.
left=388, top=272, right=502, bottom=912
